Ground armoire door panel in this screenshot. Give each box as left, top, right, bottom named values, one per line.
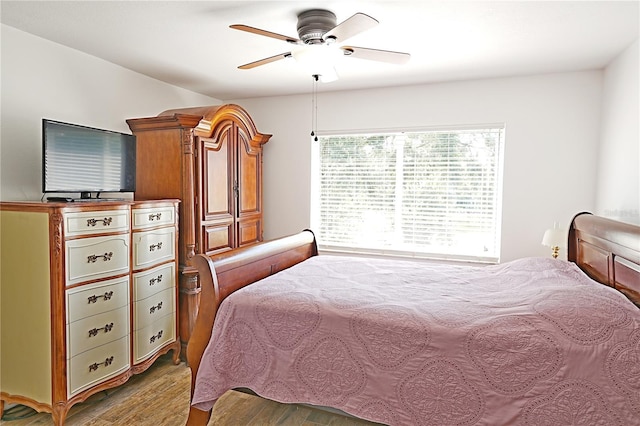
left=201, top=138, right=232, bottom=219
left=237, top=139, right=260, bottom=215
left=237, top=217, right=262, bottom=247
left=203, top=222, right=234, bottom=254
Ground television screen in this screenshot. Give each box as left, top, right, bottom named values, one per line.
left=42, top=119, right=136, bottom=197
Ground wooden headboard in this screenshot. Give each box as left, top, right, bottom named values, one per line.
left=568, top=212, right=640, bottom=306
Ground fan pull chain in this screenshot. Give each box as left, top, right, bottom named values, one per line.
left=311, top=74, right=319, bottom=142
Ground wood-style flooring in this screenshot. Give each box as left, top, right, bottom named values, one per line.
left=0, top=353, right=380, bottom=426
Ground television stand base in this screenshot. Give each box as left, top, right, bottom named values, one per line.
left=46, top=197, right=126, bottom=203
left=46, top=197, right=75, bottom=202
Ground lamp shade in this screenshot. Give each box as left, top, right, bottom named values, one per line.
left=542, top=227, right=565, bottom=247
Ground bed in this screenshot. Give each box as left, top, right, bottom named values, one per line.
left=185, top=212, right=640, bottom=425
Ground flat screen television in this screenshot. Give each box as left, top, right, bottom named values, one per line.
left=42, top=119, right=136, bottom=200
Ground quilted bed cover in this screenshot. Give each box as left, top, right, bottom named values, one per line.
left=192, top=256, right=640, bottom=425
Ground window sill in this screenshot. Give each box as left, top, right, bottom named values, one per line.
left=318, top=246, right=498, bottom=266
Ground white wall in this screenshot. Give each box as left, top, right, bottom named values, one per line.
left=596, top=39, right=640, bottom=225
left=2, top=24, right=614, bottom=263
left=0, top=25, right=221, bottom=201
left=229, top=71, right=604, bottom=262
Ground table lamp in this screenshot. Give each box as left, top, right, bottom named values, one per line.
left=542, top=222, right=565, bottom=259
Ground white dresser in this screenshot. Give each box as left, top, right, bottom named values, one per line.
left=130, top=202, right=178, bottom=370
left=0, top=199, right=180, bottom=425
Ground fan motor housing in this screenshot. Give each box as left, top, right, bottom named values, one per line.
left=297, top=9, right=336, bottom=44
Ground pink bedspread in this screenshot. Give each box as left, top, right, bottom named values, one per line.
left=192, top=256, right=640, bottom=425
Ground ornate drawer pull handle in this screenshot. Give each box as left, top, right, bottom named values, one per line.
left=149, top=330, right=164, bottom=344
left=89, top=356, right=114, bottom=372
left=87, top=291, right=114, bottom=304
left=149, top=302, right=163, bottom=314
left=87, top=217, right=113, bottom=227
left=149, top=274, right=163, bottom=286
left=149, top=242, right=163, bottom=252
left=87, top=252, right=113, bottom=263
left=148, top=213, right=162, bottom=221
left=88, top=322, right=114, bottom=337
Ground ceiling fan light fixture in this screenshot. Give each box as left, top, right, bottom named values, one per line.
left=291, top=44, right=342, bottom=80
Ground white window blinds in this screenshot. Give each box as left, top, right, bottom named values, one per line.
left=312, top=127, right=505, bottom=262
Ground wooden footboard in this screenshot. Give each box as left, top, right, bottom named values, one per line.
left=185, top=230, right=318, bottom=425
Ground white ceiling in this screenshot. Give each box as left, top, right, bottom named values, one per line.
left=2, top=1, right=638, bottom=100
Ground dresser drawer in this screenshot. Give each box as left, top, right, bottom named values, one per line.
left=134, top=287, right=175, bottom=331
left=132, top=263, right=175, bottom=302
left=132, top=227, right=175, bottom=270
left=67, top=305, right=129, bottom=358
left=64, top=209, right=129, bottom=237
left=67, top=277, right=129, bottom=323
left=133, top=312, right=175, bottom=364
left=66, top=234, right=130, bottom=285
left=68, top=335, right=130, bottom=397
left=131, top=206, right=176, bottom=230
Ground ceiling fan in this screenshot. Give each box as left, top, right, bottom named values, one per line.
left=230, top=9, right=410, bottom=82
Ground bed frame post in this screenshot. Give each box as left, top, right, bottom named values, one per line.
left=185, top=255, right=219, bottom=425
left=567, top=211, right=592, bottom=263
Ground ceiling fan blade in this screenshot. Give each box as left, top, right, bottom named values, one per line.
left=238, top=52, right=292, bottom=69
left=230, top=24, right=301, bottom=44
left=341, top=46, right=411, bottom=64
left=323, top=13, right=378, bottom=43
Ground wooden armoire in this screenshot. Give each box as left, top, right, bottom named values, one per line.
left=126, top=104, right=271, bottom=355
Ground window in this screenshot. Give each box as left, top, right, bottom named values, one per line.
left=311, top=126, right=505, bottom=263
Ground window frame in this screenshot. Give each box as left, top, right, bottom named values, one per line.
left=310, top=124, right=506, bottom=264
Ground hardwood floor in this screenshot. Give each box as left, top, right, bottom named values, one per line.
left=0, top=353, right=380, bottom=426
